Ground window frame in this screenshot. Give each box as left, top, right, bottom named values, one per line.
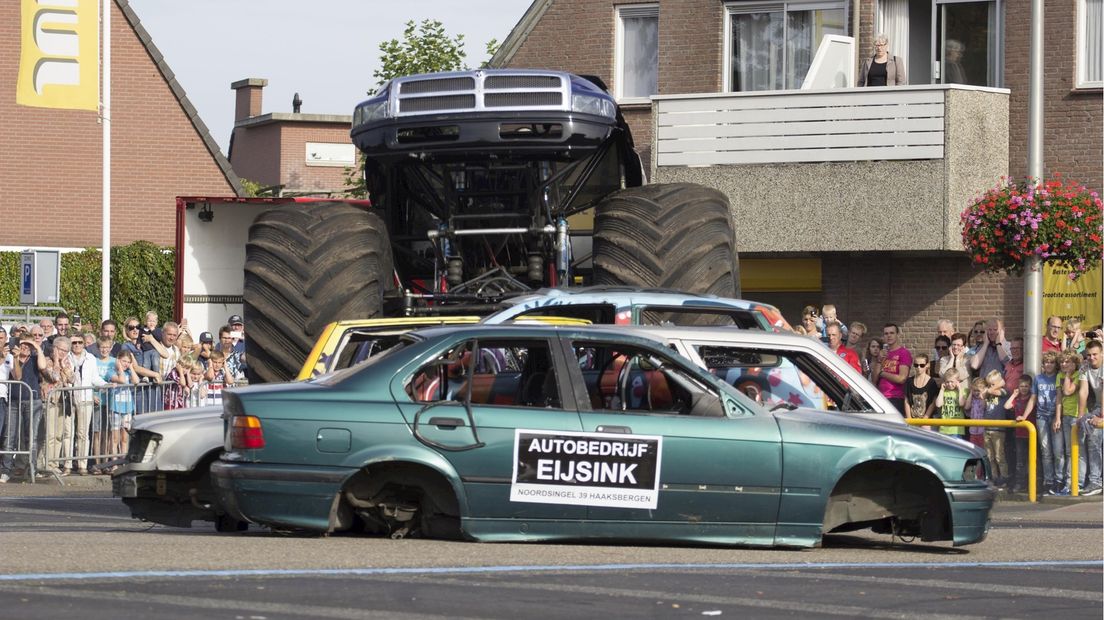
left=1077, top=0, right=1103, bottom=89
left=614, top=3, right=660, bottom=103
left=721, top=0, right=848, bottom=92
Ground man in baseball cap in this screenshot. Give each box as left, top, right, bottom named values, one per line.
left=226, top=315, right=245, bottom=352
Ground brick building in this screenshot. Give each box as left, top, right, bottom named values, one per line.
left=490, top=0, right=1103, bottom=352
left=228, top=79, right=354, bottom=196
left=0, top=0, right=241, bottom=251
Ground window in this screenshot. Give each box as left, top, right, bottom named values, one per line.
left=724, top=1, right=846, bottom=92
left=639, top=306, right=762, bottom=328
left=933, top=0, right=1003, bottom=88
left=1078, top=0, right=1103, bottom=88
left=406, top=340, right=559, bottom=408
left=616, top=4, right=659, bottom=101
left=694, top=344, right=873, bottom=412
left=574, top=342, right=722, bottom=416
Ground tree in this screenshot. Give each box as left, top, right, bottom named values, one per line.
left=346, top=20, right=499, bottom=197
left=373, top=19, right=467, bottom=87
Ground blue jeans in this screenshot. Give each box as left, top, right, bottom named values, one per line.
left=1080, top=416, right=1103, bottom=489
left=1, top=398, right=42, bottom=475
left=1036, top=414, right=1060, bottom=487
left=1058, top=417, right=1079, bottom=488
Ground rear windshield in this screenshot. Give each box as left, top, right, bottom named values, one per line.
left=312, top=342, right=408, bottom=386
left=639, top=307, right=761, bottom=329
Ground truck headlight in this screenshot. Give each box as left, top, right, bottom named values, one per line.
left=353, top=98, right=390, bottom=127
left=571, top=93, right=616, bottom=119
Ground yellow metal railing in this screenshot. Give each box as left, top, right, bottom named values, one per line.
left=905, top=419, right=1037, bottom=502
left=1071, top=421, right=1081, bottom=497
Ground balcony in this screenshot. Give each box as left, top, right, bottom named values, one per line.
left=649, top=85, right=1009, bottom=253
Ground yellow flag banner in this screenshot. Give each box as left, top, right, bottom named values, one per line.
left=1043, top=262, right=1103, bottom=328
left=17, top=0, right=99, bottom=111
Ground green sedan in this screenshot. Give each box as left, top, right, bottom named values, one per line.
left=211, top=325, right=994, bottom=547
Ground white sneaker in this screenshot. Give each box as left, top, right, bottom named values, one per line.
left=0, top=473, right=9, bottom=483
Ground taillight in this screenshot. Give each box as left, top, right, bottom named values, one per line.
left=231, top=415, right=265, bottom=450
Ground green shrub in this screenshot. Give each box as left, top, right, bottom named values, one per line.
left=0, top=241, right=175, bottom=328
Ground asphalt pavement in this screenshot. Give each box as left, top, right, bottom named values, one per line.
left=0, top=477, right=1100, bottom=619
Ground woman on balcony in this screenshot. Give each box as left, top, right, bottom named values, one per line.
left=858, top=34, right=907, bottom=87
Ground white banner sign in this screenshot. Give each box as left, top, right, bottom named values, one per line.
left=510, top=429, right=663, bottom=510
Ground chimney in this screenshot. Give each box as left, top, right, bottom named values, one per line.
left=231, top=78, right=268, bottom=122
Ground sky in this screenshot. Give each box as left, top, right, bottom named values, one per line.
left=127, top=0, right=534, bottom=153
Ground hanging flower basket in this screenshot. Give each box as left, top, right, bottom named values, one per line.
left=961, top=176, right=1103, bottom=280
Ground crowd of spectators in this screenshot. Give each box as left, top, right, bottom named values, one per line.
left=2, top=305, right=1101, bottom=497
left=792, top=306, right=1103, bottom=496
left=0, top=311, right=248, bottom=482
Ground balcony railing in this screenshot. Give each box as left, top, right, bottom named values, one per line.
left=649, top=84, right=1010, bottom=253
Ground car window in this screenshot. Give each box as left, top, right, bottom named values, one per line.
left=695, top=344, right=873, bottom=412
left=312, top=341, right=408, bottom=386
left=572, top=341, right=724, bottom=417
left=406, top=339, right=561, bottom=409
left=639, top=306, right=761, bottom=329
left=331, top=332, right=406, bottom=372
left=506, top=304, right=617, bottom=324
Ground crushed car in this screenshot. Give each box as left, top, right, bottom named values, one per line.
left=211, top=324, right=994, bottom=547
left=113, top=315, right=591, bottom=530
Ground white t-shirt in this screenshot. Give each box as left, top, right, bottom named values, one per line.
left=0, top=353, right=11, bottom=400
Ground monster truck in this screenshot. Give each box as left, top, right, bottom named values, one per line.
left=244, top=69, right=738, bottom=383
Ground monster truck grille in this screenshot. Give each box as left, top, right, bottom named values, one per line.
left=400, top=95, right=477, bottom=113
left=485, top=75, right=561, bottom=89
left=392, top=72, right=568, bottom=116
left=486, top=92, right=562, bottom=107
left=399, top=76, right=476, bottom=94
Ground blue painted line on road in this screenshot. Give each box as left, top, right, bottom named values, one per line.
left=0, top=560, right=1099, bottom=583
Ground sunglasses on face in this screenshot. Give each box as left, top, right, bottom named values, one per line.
left=914, top=363, right=927, bottom=368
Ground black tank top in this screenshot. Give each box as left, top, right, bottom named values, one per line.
left=867, top=59, right=888, bottom=86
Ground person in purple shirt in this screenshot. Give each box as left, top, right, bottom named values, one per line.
left=876, top=323, right=912, bottom=416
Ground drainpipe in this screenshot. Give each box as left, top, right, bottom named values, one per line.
left=853, top=0, right=862, bottom=83
left=1023, top=0, right=1044, bottom=377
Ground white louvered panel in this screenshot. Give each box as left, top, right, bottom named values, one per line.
left=656, top=89, right=943, bottom=113
left=659, top=116, right=945, bottom=139
left=657, top=102, right=944, bottom=126
left=655, top=88, right=948, bottom=166
left=661, top=145, right=945, bottom=166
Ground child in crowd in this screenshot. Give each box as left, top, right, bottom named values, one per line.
left=92, top=336, right=117, bottom=467
left=163, top=354, right=192, bottom=411
left=110, top=351, right=140, bottom=467
left=1005, top=374, right=1036, bottom=493
left=186, top=362, right=208, bottom=407
left=1034, top=351, right=1061, bottom=494
left=964, top=378, right=988, bottom=449
left=1054, top=351, right=1083, bottom=494
left=205, top=350, right=234, bottom=405
left=936, top=369, right=967, bottom=441
left=818, top=304, right=847, bottom=342
left=981, top=370, right=1009, bottom=487
left=176, top=333, right=195, bottom=360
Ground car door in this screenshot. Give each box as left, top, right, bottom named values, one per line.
left=567, top=338, right=783, bottom=539
left=393, top=336, right=586, bottom=520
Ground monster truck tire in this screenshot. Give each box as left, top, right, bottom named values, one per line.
left=593, top=183, right=738, bottom=299
left=243, top=202, right=393, bottom=383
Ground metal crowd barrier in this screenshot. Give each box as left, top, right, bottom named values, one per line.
left=20, top=378, right=243, bottom=481
left=0, top=380, right=38, bottom=482
left=905, top=419, right=1038, bottom=502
